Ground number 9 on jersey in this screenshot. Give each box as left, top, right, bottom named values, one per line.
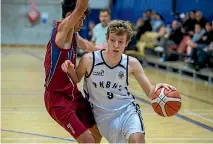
left=107, top=92, right=114, bottom=99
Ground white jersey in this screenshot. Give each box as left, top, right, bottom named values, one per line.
left=83, top=50, right=135, bottom=123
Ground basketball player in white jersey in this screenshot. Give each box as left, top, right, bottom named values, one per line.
left=61, top=20, right=176, bottom=143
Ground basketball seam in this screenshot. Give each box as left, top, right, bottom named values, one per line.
left=157, top=95, right=166, bottom=105
left=155, top=103, right=164, bottom=116
left=165, top=102, right=181, bottom=117
left=165, top=90, right=180, bottom=99
left=165, top=102, right=181, bottom=112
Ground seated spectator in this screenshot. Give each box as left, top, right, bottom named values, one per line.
left=185, top=23, right=213, bottom=66
left=195, top=11, right=208, bottom=29
left=186, top=24, right=206, bottom=57
left=182, top=10, right=197, bottom=36
left=196, top=22, right=213, bottom=45
left=136, top=18, right=143, bottom=30
left=136, top=10, right=152, bottom=41
left=150, top=11, right=164, bottom=32
left=189, top=42, right=213, bottom=71
left=155, top=20, right=184, bottom=61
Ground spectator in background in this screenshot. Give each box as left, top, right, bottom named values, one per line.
left=189, top=42, right=213, bottom=71
left=168, top=20, right=184, bottom=45
left=155, top=20, right=183, bottom=61
left=136, top=18, right=143, bottom=30
left=151, top=11, right=164, bottom=32
left=92, top=9, right=110, bottom=50
left=88, top=21, right=95, bottom=40
left=212, top=21, right=213, bottom=29
left=180, top=11, right=197, bottom=36
left=196, top=22, right=213, bottom=46
left=185, top=24, right=206, bottom=62
left=185, top=23, right=213, bottom=65
left=195, top=11, right=208, bottom=29
left=143, top=9, right=152, bottom=20
left=136, top=9, right=152, bottom=41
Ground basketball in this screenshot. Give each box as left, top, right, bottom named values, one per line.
left=151, top=87, right=181, bottom=117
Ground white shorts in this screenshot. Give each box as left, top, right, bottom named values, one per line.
left=97, top=102, right=145, bottom=143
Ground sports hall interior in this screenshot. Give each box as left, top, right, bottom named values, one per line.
left=1, top=0, right=213, bottom=143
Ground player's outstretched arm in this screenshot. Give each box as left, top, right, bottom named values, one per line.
left=61, top=53, right=93, bottom=83
left=129, top=57, right=155, bottom=99
left=129, top=57, right=176, bottom=99
left=77, top=33, right=99, bottom=52
left=56, top=0, right=88, bottom=48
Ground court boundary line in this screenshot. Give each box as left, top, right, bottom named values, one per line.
left=2, top=129, right=213, bottom=142
left=19, top=50, right=213, bottom=133
left=1, top=129, right=75, bottom=142
left=184, top=109, right=213, bottom=123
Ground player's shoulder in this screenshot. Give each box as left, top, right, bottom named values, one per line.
left=128, top=56, right=142, bottom=69
left=128, top=56, right=140, bottom=64
left=82, top=52, right=94, bottom=61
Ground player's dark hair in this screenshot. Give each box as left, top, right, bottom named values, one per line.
left=61, top=0, right=90, bottom=18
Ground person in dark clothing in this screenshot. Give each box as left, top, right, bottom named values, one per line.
left=136, top=9, right=152, bottom=41
left=183, top=11, right=197, bottom=35
left=186, top=23, right=213, bottom=70
left=196, top=22, right=213, bottom=45
left=156, top=20, right=184, bottom=61
left=136, top=19, right=152, bottom=41
left=195, top=11, right=208, bottom=29
left=169, top=21, right=184, bottom=45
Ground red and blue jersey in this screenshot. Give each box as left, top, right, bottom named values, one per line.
left=44, top=22, right=79, bottom=96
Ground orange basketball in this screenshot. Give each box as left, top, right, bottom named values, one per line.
left=151, top=87, right=181, bottom=117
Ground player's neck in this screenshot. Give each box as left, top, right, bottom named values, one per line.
left=103, top=50, right=121, bottom=67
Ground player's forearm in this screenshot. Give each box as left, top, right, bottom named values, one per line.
left=85, top=40, right=99, bottom=52
left=79, top=39, right=98, bottom=52
left=65, top=0, right=88, bottom=29
left=67, top=70, right=80, bottom=83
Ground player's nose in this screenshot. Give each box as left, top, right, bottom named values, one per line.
left=114, top=41, right=119, bottom=47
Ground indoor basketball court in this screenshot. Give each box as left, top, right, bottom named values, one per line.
left=2, top=0, right=213, bottom=143
left=1, top=47, right=213, bottom=143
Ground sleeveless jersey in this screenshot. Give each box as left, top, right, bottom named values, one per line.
left=44, top=22, right=79, bottom=96
left=83, top=50, right=135, bottom=123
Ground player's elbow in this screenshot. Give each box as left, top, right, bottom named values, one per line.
left=75, top=79, right=81, bottom=83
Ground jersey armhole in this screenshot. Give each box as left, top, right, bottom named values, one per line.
left=126, top=55, right=129, bottom=85
left=85, top=52, right=95, bottom=78
left=51, top=23, right=73, bottom=51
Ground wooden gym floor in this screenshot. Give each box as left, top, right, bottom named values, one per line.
left=1, top=47, right=213, bottom=143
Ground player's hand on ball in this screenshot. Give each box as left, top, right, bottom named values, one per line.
left=155, top=83, right=176, bottom=92
left=61, top=60, right=74, bottom=73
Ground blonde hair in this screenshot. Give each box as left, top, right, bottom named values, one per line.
left=106, top=20, right=135, bottom=42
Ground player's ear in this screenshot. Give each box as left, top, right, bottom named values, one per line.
left=125, top=40, right=129, bottom=47
left=106, top=34, right=108, bottom=42
left=66, top=12, right=72, bottom=17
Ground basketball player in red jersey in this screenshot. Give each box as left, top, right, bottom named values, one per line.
left=44, top=0, right=101, bottom=143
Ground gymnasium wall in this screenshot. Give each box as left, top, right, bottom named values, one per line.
left=1, top=0, right=111, bottom=45
left=1, top=0, right=213, bottom=45
left=1, top=0, right=61, bottom=45
left=111, top=0, right=213, bottom=24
